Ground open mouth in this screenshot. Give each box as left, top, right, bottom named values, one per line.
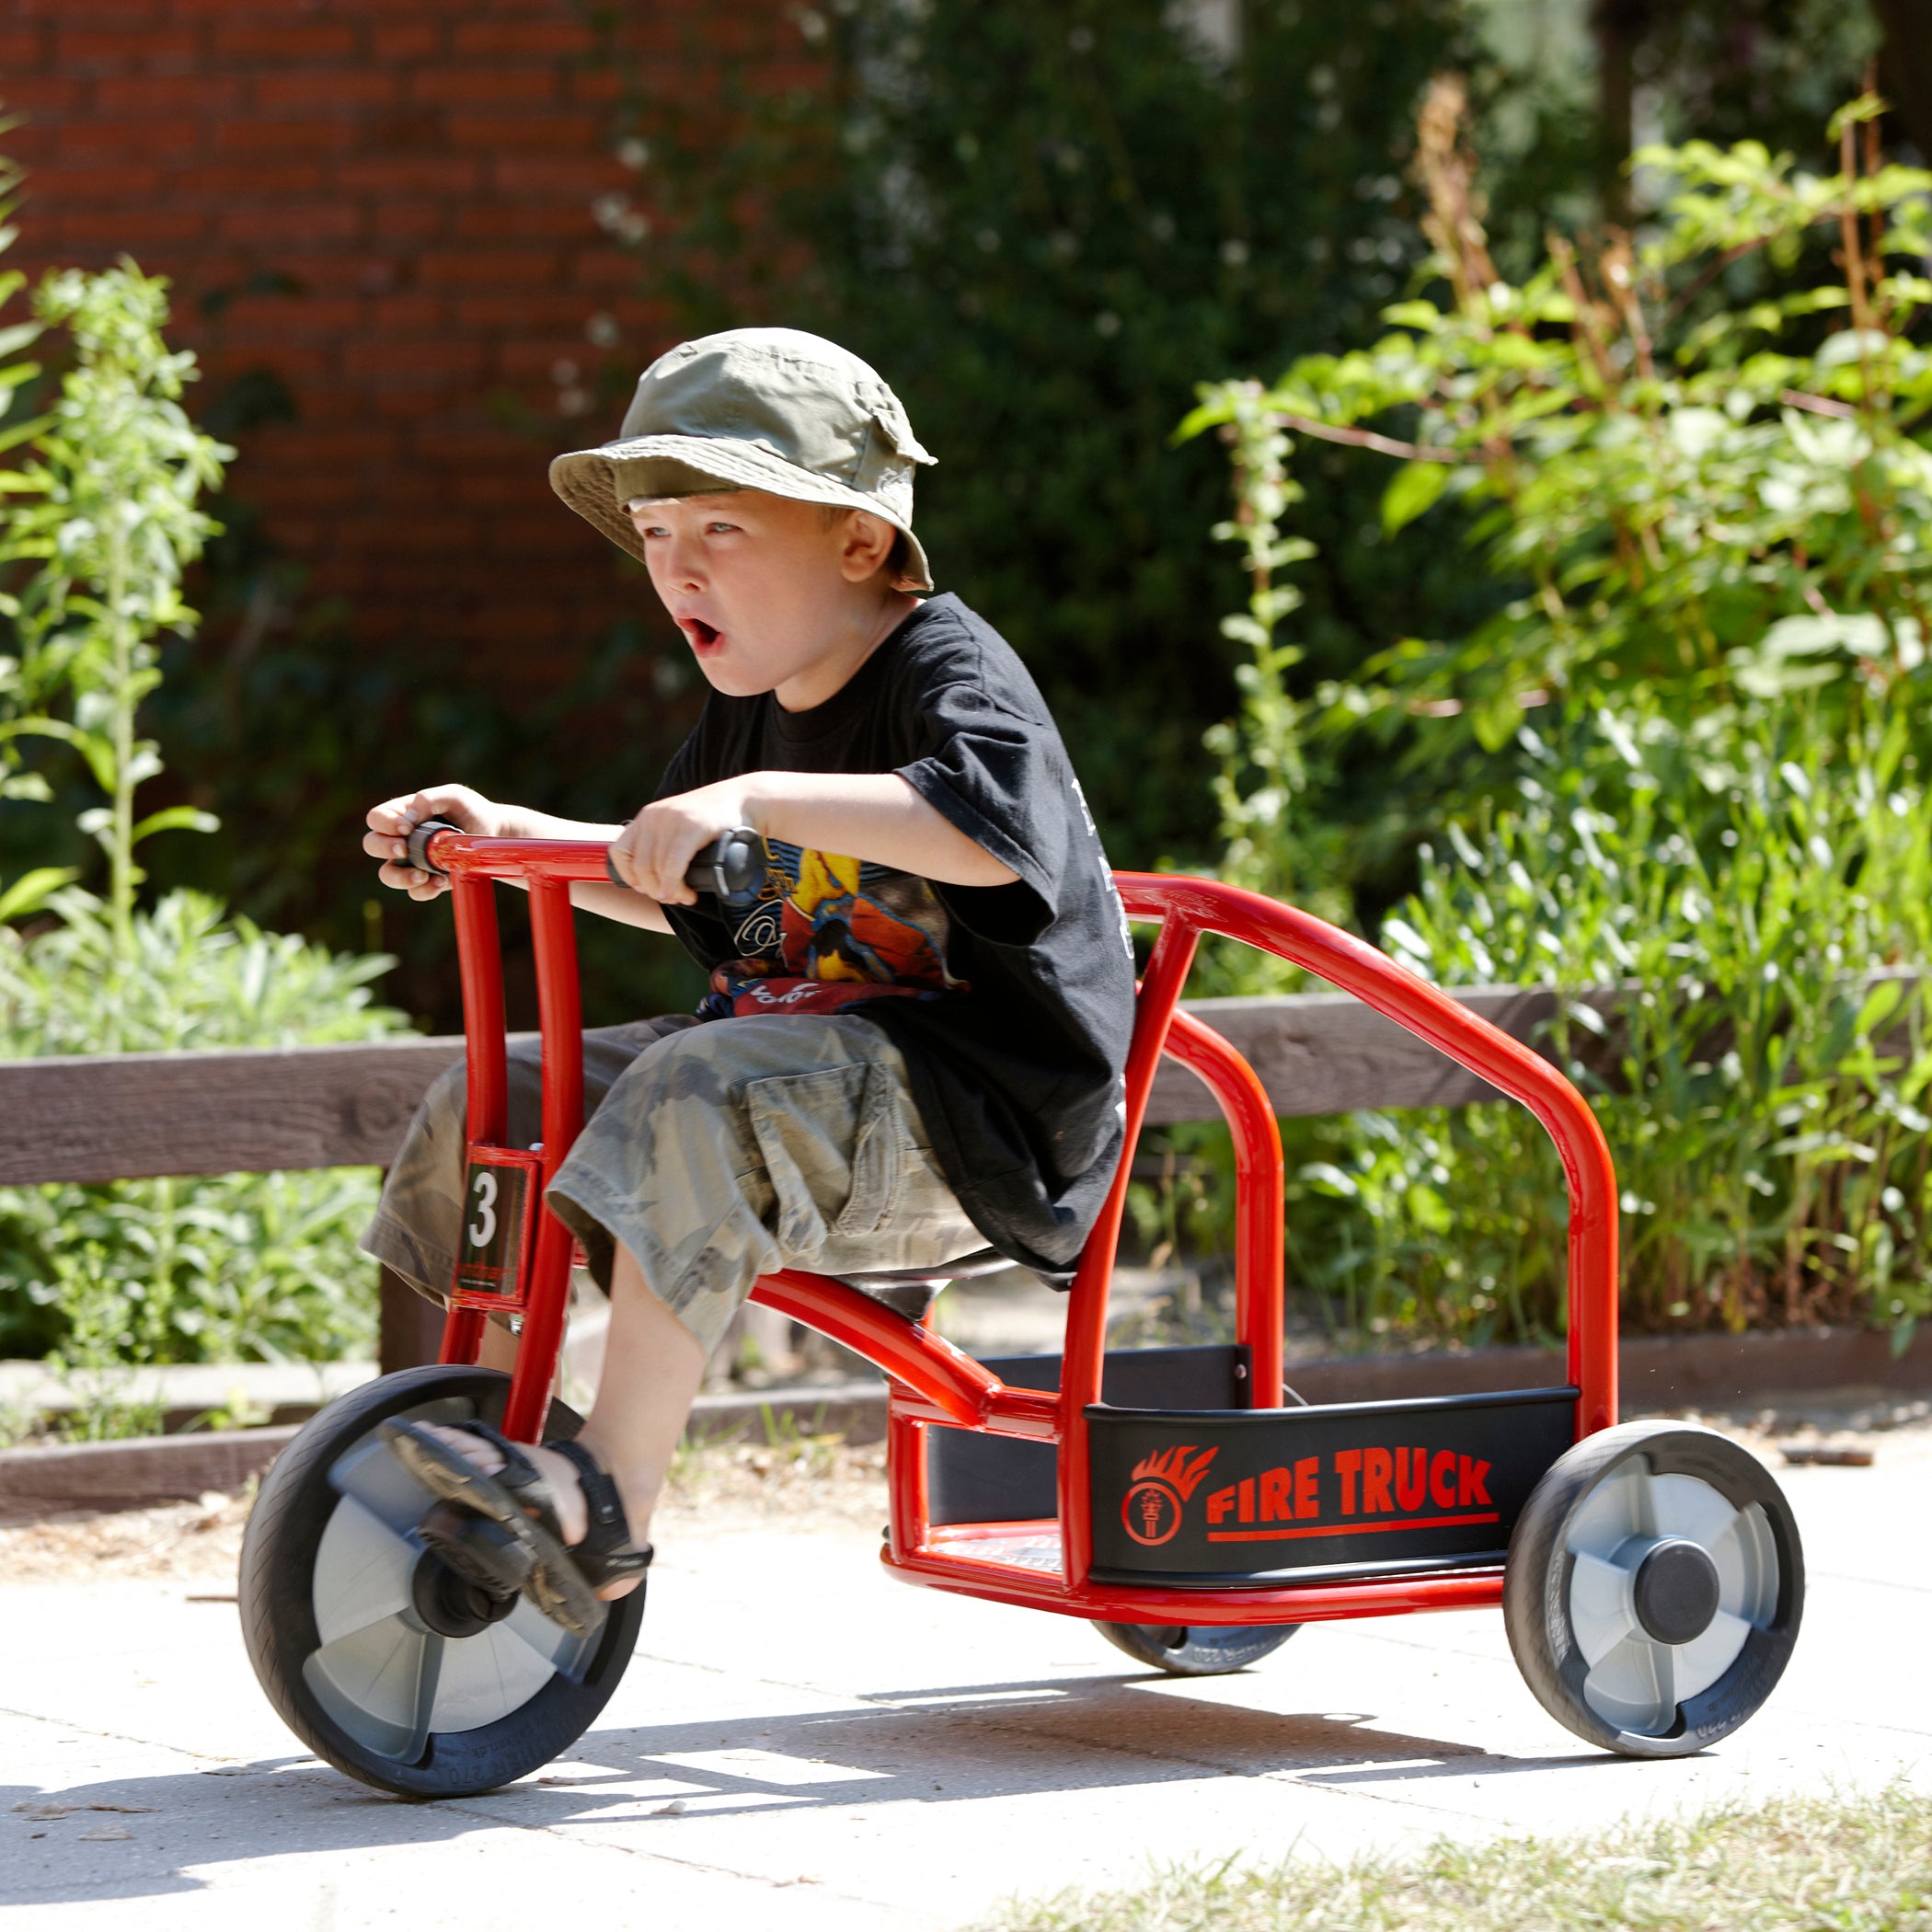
left=682, top=616, right=722, bottom=652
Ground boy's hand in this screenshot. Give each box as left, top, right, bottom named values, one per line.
left=607, top=779, right=756, bottom=906
left=364, top=786, right=505, bottom=901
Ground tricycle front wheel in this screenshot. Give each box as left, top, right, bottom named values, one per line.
left=1092, top=1620, right=1299, bottom=1676
left=239, top=1364, right=645, bottom=1798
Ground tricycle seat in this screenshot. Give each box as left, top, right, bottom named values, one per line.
left=834, top=1245, right=1010, bottom=1290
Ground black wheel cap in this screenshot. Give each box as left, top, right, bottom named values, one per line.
left=1631, top=1536, right=1722, bottom=1646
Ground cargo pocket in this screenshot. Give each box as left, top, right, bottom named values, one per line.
left=744, top=1058, right=901, bottom=1257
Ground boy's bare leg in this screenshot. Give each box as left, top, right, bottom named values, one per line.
left=418, top=1243, right=706, bottom=1600
left=575, top=1242, right=707, bottom=1553
left=478, top=1317, right=521, bottom=1374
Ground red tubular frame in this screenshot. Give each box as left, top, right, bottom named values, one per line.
left=1159, top=1007, right=1285, bottom=1408
left=420, top=834, right=1618, bottom=1630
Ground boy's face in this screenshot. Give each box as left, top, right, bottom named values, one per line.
left=630, top=490, right=896, bottom=701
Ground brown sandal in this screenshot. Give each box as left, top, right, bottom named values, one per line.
left=379, top=1420, right=650, bottom=1637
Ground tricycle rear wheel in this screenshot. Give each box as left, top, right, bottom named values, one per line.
left=1503, top=1420, right=1802, bottom=1757
left=239, top=1363, right=645, bottom=1798
left=1092, top=1620, right=1298, bottom=1676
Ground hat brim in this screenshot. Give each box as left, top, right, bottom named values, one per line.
left=548, top=433, right=934, bottom=591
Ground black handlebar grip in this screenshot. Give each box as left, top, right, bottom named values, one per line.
left=405, top=818, right=464, bottom=877
left=686, top=827, right=770, bottom=909
left=604, top=826, right=769, bottom=906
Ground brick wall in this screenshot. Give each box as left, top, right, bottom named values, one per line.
left=3, top=0, right=770, bottom=685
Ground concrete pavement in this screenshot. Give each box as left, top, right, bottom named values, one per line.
left=3, top=1428, right=1927, bottom=1929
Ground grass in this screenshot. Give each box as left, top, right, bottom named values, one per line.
left=981, top=1786, right=1932, bottom=1932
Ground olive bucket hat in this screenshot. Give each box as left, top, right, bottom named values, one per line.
left=548, top=327, right=937, bottom=590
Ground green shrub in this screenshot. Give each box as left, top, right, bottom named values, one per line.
left=0, top=258, right=408, bottom=1373
left=0, top=889, right=408, bottom=1363
left=1189, top=90, right=1932, bottom=1343
left=0, top=262, right=230, bottom=946
left=1190, top=83, right=1932, bottom=860
left=1296, top=703, right=1932, bottom=1344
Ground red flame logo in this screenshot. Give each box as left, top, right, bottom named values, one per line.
left=1128, top=1443, right=1218, bottom=1501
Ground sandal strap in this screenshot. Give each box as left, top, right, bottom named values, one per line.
left=446, top=1414, right=552, bottom=1499
left=546, top=1437, right=653, bottom=1589
left=446, top=1420, right=567, bottom=1540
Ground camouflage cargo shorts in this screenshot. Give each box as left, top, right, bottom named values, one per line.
left=360, top=1012, right=986, bottom=1357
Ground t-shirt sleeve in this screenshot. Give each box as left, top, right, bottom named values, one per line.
left=896, top=676, right=1066, bottom=947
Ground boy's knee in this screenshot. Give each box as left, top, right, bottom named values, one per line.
left=425, top=1056, right=467, bottom=1115
left=418, top=1057, right=472, bottom=1143
left=422, top=1037, right=547, bottom=1139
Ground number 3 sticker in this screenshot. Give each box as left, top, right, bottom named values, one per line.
left=454, top=1156, right=532, bottom=1302
left=468, top=1168, right=498, bottom=1248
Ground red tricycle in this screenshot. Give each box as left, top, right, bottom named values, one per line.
left=238, top=832, right=1804, bottom=1797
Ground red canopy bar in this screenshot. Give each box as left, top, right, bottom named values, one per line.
left=1110, top=873, right=1619, bottom=1441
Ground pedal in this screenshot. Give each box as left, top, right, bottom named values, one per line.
left=418, top=1501, right=535, bottom=1596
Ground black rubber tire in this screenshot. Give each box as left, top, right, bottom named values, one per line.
left=1092, top=1620, right=1299, bottom=1676
left=239, top=1364, right=646, bottom=1799
left=1503, top=1420, right=1803, bottom=1758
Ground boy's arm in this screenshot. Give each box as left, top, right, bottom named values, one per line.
left=610, top=771, right=1018, bottom=905
left=364, top=785, right=673, bottom=932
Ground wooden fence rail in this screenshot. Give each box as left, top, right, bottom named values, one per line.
left=0, top=984, right=1618, bottom=1187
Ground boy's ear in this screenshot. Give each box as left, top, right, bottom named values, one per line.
left=837, top=508, right=900, bottom=584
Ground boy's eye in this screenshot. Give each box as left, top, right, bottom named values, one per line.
left=705, top=521, right=739, bottom=535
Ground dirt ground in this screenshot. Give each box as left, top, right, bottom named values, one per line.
left=1, top=1398, right=1925, bottom=1591
left=0, top=1433, right=894, bottom=1588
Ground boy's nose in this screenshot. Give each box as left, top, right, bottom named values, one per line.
left=664, top=536, right=706, bottom=591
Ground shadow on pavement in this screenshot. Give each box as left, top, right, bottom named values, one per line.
left=4, top=1669, right=1629, bottom=1905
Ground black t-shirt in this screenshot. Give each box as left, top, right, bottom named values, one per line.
left=656, top=592, right=1135, bottom=1277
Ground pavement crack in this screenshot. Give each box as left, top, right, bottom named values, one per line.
left=0, top=1701, right=236, bottom=1767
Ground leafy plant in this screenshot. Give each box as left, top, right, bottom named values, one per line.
left=0, top=262, right=230, bottom=957
left=1296, top=704, right=1932, bottom=1345
left=0, top=884, right=399, bottom=1054
left=1190, top=82, right=1932, bottom=823
left=1187, top=384, right=1345, bottom=995
left=1190, top=88, right=1932, bottom=1344
left=0, top=259, right=407, bottom=1374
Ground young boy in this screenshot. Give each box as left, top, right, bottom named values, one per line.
left=362, top=327, right=1134, bottom=1622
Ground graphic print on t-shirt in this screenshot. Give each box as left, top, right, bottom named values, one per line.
left=699, top=838, right=968, bottom=1018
